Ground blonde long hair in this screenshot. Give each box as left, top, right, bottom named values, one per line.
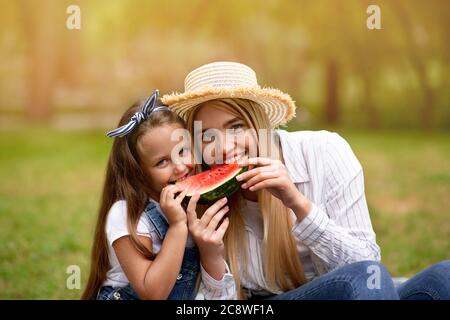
left=186, top=99, right=306, bottom=299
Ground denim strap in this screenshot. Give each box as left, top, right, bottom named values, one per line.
left=144, top=200, right=169, bottom=240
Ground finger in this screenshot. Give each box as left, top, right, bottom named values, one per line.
left=236, top=166, right=275, bottom=182
left=200, top=197, right=228, bottom=227
left=167, top=184, right=183, bottom=195
left=214, top=217, right=230, bottom=239
left=160, top=186, right=169, bottom=204
left=248, top=178, right=282, bottom=192
left=161, top=184, right=173, bottom=196
left=237, top=157, right=272, bottom=168
left=175, top=188, right=188, bottom=202
left=205, top=206, right=229, bottom=233
left=187, top=193, right=200, bottom=222
left=163, top=185, right=177, bottom=203
left=241, top=170, right=278, bottom=189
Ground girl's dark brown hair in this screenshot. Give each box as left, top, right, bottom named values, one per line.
left=81, top=101, right=184, bottom=299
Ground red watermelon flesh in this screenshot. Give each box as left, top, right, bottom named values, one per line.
left=176, top=163, right=246, bottom=204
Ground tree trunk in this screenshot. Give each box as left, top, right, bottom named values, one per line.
left=362, top=73, right=379, bottom=128
left=421, top=83, right=434, bottom=131
left=21, top=0, right=57, bottom=122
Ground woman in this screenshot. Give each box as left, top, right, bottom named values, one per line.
left=162, top=61, right=450, bottom=300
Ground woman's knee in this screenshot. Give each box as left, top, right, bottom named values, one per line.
left=425, top=260, right=450, bottom=279
left=337, top=260, right=398, bottom=299
left=401, top=260, right=450, bottom=300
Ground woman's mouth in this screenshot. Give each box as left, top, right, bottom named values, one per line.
left=229, top=153, right=246, bottom=164
left=209, top=152, right=246, bottom=168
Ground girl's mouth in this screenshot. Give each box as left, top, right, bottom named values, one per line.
left=169, top=171, right=190, bottom=184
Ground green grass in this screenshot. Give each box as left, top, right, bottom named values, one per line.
left=0, top=128, right=449, bottom=299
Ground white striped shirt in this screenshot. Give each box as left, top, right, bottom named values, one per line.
left=199, top=130, right=381, bottom=299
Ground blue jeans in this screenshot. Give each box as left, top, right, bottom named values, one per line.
left=396, top=260, right=450, bottom=300
left=259, top=260, right=399, bottom=300
left=251, top=260, right=450, bottom=300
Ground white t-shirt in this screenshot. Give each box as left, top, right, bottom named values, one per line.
left=102, top=200, right=194, bottom=288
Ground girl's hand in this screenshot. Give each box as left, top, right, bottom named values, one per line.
left=186, top=194, right=229, bottom=273
left=159, top=185, right=188, bottom=227
left=237, top=157, right=311, bottom=216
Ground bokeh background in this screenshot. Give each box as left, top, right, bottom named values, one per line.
left=0, top=0, right=449, bottom=299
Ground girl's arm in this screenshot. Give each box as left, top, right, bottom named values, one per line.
left=114, top=185, right=189, bottom=300
left=113, top=224, right=188, bottom=300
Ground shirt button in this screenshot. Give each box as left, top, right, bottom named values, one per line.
left=177, top=273, right=183, bottom=280
left=112, top=292, right=121, bottom=300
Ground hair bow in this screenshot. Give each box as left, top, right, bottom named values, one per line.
left=106, top=90, right=169, bottom=138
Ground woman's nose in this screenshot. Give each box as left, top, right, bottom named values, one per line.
left=219, top=132, right=238, bottom=163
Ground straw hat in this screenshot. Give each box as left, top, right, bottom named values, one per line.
left=161, top=61, right=297, bottom=127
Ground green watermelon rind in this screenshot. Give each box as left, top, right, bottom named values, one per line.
left=198, top=166, right=247, bottom=204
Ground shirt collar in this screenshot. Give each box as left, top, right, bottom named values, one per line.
left=275, top=129, right=310, bottom=183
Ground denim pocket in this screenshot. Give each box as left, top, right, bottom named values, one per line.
left=97, top=285, right=139, bottom=300
left=169, top=269, right=199, bottom=300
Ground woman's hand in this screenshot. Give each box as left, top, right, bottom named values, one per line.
left=237, top=157, right=311, bottom=217
left=159, top=184, right=188, bottom=227
left=186, top=194, right=230, bottom=279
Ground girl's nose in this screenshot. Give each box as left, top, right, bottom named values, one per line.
left=173, top=162, right=186, bottom=174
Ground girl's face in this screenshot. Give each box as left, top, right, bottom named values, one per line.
left=136, top=123, right=193, bottom=197
left=194, top=104, right=258, bottom=168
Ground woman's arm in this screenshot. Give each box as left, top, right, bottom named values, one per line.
left=292, top=132, right=380, bottom=270
left=237, top=132, right=380, bottom=271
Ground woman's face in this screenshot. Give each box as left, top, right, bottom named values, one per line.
left=194, top=104, right=258, bottom=168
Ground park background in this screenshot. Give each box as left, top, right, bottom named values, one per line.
left=0, top=0, right=448, bottom=298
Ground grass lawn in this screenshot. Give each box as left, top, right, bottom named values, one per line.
left=0, top=128, right=449, bottom=299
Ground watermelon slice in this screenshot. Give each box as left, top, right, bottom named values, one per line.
left=176, top=163, right=246, bottom=204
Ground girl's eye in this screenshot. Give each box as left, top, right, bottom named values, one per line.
left=156, top=159, right=168, bottom=167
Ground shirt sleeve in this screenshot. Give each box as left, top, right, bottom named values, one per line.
left=292, top=132, right=381, bottom=271
left=199, top=260, right=237, bottom=300
left=105, top=200, right=152, bottom=247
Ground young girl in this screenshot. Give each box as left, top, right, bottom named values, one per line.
left=81, top=90, right=229, bottom=300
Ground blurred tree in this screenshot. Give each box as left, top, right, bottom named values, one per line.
left=339, top=0, right=390, bottom=128
left=1, top=0, right=448, bottom=130
left=20, top=0, right=60, bottom=122
left=286, top=0, right=348, bottom=126
left=389, top=0, right=450, bottom=130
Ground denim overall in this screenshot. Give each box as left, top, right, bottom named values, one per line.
left=97, top=201, right=200, bottom=300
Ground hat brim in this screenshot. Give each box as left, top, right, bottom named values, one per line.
left=161, top=86, right=297, bottom=127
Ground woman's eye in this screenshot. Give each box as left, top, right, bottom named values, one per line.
left=202, top=132, right=215, bottom=142
left=230, top=123, right=245, bottom=133
left=179, top=147, right=191, bottom=157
